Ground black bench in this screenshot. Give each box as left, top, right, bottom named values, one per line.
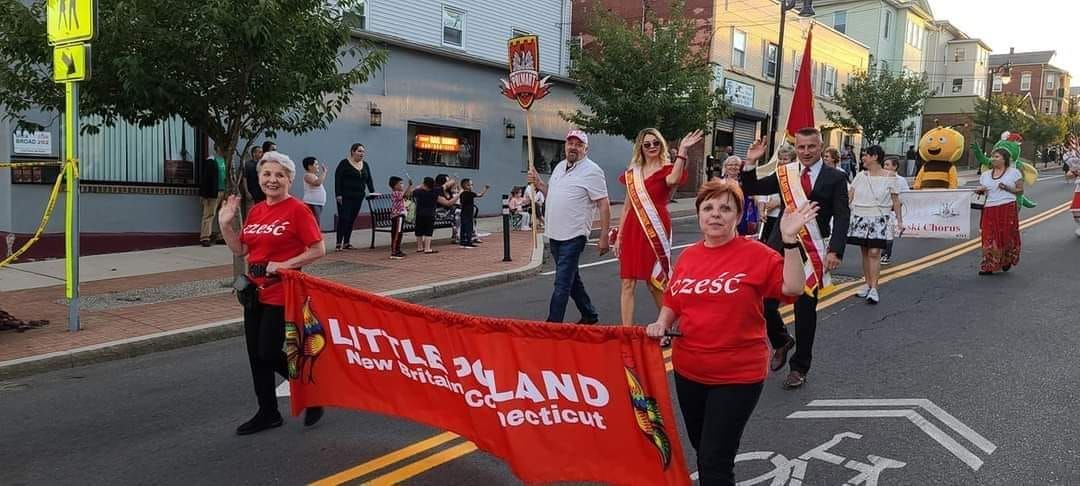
left=366, top=194, right=456, bottom=248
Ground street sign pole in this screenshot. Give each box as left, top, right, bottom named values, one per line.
left=65, top=82, right=80, bottom=331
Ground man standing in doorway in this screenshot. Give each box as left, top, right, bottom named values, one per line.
left=528, top=129, right=611, bottom=324
left=199, top=150, right=228, bottom=247
left=740, top=127, right=850, bottom=389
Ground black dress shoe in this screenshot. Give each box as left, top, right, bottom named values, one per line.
left=236, top=412, right=283, bottom=436
left=200, top=240, right=212, bottom=247
left=770, top=337, right=795, bottom=372
left=782, top=370, right=806, bottom=389
left=978, top=271, right=993, bottom=276
left=1002, top=265, right=1011, bottom=272
left=303, top=407, right=324, bottom=427
left=577, top=315, right=600, bottom=325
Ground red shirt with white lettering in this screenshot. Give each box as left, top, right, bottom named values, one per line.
left=665, top=237, right=794, bottom=384
left=240, top=196, right=323, bottom=305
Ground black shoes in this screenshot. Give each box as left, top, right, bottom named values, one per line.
left=577, top=315, right=600, bottom=325
left=304, top=407, right=324, bottom=427
left=236, top=412, right=283, bottom=436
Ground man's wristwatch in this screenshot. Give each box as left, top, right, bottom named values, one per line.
left=782, top=240, right=800, bottom=249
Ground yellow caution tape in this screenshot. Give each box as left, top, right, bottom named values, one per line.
left=0, top=161, right=64, bottom=168
left=0, top=161, right=69, bottom=268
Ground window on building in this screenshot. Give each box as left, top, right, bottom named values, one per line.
left=764, top=43, right=779, bottom=79
left=522, top=137, right=565, bottom=174
left=407, top=122, right=480, bottom=169
left=344, top=0, right=368, bottom=30
left=884, top=11, right=891, bottom=39
left=834, top=11, right=847, bottom=33
left=732, top=29, right=747, bottom=68
left=880, top=59, right=889, bottom=72
left=992, top=75, right=1002, bottom=92
left=442, top=6, right=465, bottom=48
left=951, top=78, right=963, bottom=93
left=954, top=48, right=965, bottom=62
left=820, top=65, right=836, bottom=96
left=567, top=35, right=583, bottom=70
left=812, top=61, right=819, bottom=92
left=974, top=79, right=985, bottom=96
left=1041, top=99, right=1053, bottom=114
left=907, top=21, right=923, bottom=49
left=1020, top=72, right=1031, bottom=91
left=1045, top=73, right=1056, bottom=91
left=792, top=50, right=801, bottom=87
left=75, top=116, right=199, bottom=186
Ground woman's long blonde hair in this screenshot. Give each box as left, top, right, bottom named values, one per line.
left=629, top=128, right=670, bottom=167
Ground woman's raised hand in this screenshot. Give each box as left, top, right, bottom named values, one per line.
left=746, top=138, right=767, bottom=162
left=779, top=202, right=820, bottom=242
left=678, top=129, right=704, bottom=152
left=218, top=195, right=241, bottom=227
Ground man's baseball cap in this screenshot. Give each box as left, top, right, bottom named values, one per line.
left=565, top=129, right=589, bottom=145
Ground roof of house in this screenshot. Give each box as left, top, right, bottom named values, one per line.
left=989, top=50, right=1056, bottom=67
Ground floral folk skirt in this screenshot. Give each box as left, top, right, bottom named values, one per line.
left=847, top=214, right=891, bottom=249
left=979, top=202, right=1020, bottom=272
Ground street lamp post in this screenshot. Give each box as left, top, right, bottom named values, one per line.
left=981, top=60, right=1012, bottom=155
left=768, top=0, right=816, bottom=158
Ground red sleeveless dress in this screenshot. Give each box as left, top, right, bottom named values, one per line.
left=617, top=165, right=687, bottom=281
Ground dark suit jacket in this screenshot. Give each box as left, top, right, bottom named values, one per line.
left=740, top=161, right=850, bottom=258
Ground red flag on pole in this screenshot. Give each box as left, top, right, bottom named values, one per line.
left=785, top=27, right=815, bottom=139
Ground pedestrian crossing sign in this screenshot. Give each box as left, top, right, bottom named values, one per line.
left=53, top=43, right=89, bottom=83
left=47, top=0, right=96, bottom=46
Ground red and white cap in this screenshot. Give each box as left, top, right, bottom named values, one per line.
left=565, top=129, right=589, bottom=145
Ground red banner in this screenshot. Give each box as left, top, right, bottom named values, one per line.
left=500, top=35, right=552, bottom=110
left=281, top=271, right=691, bottom=485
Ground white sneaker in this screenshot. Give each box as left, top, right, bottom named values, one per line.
left=855, top=284, right=869, bottom=298
left=866, top=288, right=880, bottom=304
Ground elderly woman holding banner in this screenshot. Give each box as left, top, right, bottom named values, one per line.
left=646, top=180, right=816, bottom=485
left=612, top=128, right=702, bottom=327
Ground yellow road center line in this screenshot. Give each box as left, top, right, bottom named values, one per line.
left=309, top=432, right=460, bottom=486
left=362, top=442, right=479, bottom=486
left=316, top=201, right=1071, bottom=485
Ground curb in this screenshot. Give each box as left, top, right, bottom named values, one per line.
left=0, top=239, right=548, bottom=381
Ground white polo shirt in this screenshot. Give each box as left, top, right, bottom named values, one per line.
left=543, top=157, right=608, bottom=241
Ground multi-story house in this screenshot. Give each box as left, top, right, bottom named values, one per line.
left=571, top=0, right=868, bottom=188
left=920, top=20, right=992, bottom=168
left=989, top=49, right=1072, bottom=116
left=812, top=0, right=935, bottom=154
left=2, top=0, right=634, bottom=258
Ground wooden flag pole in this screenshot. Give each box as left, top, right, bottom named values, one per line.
left=526, top=110, right=537, bottom=246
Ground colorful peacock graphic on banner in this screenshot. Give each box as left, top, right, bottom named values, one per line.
left=285, top=296, right=326, bottom=384
left=625, top=366, right=672, bottom=469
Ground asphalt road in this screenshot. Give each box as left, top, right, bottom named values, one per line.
left=1, top=176, right=1076, bottom=485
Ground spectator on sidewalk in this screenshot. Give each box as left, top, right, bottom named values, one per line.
left=458, top=179, right=489, bottom=249
left=905, top=145, right=918, bottom=177
left=528, top=129, right=611, bottom=324
left=262, top=140, right=277, bottom=153
left=199, top=151, right=227, bottom=247
left=334, top=143, right=376, bottom=251
left=436, top=174, right=462, bottom=243
left=508, top=187, right=531, bottom=230
left=524, top=183, right=545, bottom=229
left=841, top=144, right=856, bottom=180
left=645, top=180, right=815, bottom=485
left=823, top=147, right=841, bottom=170
left=388, top=176, right=414, bottom=259
left=412, top=177, right=459, bottom=254
left=302, top=157, right=328, bottom=222
left=218, top=150, right=326, bottom=436
left=242, top=146, right=266, bottom=204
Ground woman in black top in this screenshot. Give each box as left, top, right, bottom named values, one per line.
left=334, top=143, right=376, bottom=250
left=412, top=177, right=458, bottom=254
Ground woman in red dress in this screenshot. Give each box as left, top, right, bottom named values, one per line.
left=613, top=128, right=703, bottom=326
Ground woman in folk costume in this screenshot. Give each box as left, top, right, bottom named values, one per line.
left=1065, top=152, right=1080, bottom=237
left=613, top=128, right=702, bottom=327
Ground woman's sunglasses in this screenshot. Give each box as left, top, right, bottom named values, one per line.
left=642, top=141, right=662, bottom=149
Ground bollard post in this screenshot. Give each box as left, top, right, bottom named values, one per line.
left=501, top=194, right=512, bottom=262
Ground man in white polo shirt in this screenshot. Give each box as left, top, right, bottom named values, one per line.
left=528, top=129, right=611, bottom=323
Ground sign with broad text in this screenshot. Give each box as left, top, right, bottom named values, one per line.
left=12, top=130, right=53, bottom=155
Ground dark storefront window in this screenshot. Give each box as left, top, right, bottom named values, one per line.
left=522, top=137, right=565, bottom=174
left=407, top=122, right=480, bottom=169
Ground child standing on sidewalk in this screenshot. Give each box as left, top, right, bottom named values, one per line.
left=458, top=178, right=489, bottom=248
left=388, top=176, right=413, bottom=260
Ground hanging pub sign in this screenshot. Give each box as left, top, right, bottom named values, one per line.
left=500, top=35, right=551, bottom=110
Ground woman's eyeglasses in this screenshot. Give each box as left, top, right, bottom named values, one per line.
left=641, top=141, right=662, bottom=149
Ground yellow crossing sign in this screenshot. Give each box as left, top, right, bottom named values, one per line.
left=53, top=43, right=90, bottom=82
left=47, top=0, right=96, bottom=46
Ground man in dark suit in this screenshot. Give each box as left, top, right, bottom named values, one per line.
left=740, top=127, right=850, bottom=389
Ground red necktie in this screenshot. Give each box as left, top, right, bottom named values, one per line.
left=801, top=167, right=813, bottom=196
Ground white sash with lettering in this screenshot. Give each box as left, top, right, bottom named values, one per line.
left=776, top=161, right=831, bottom=294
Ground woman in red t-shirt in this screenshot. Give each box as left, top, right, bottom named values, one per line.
left=219, top=151, right=326, bottom=436
left=646, top=180, right=817, bottom=485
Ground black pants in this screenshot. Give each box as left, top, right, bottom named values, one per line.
left=675, top=374, right=764, bottom=486
left=243, top=303, right=288, bottom=416
left=765, top=293, right=818, bottom=374
left=390, top=215, right=405, bottom=254
left=882, top=238, right=894, bottom=259
left=336, top=196, right=364, bottom=246
left=459, top=208, right=475, bottom=245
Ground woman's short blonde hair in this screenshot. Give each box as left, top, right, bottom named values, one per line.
left=776, top=144, right=796, bottom=161
left=695, top=179, right=744, bottom=217
left=629, top=128, right=670, bottom=167
left=258, top=151, right=297, bottom=179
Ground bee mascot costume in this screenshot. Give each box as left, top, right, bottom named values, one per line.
left=914, top=125, right=966, bottom=189
left=971, top=132, right=1039, bottom=209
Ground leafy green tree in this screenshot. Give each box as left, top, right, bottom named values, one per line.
left=972, top=93, right=1035, bottom=151
left=1026, top=113, right=1068, bottom=157
left=562, top=0, right=730, bottom=142
left=0, top=0, right=387, bottom=179
left=825, top=68, right=931, bottom=145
